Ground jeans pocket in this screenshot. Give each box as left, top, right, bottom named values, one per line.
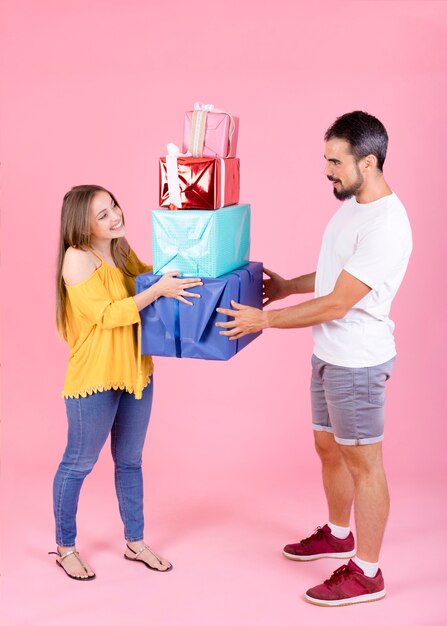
left=323, top=365, right=354, bottom=403
left=368, top=360, right=394, bottom=406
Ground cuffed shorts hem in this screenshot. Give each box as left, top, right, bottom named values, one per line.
left=334, top=434, right=384, bottom=446
left=312, top=424, right=334, bottom=433
left=311, top=424, right=384, bottom=445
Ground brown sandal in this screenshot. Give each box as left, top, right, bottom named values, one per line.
left=48, top=548, right=96, bottom=581
left=124, top=544, right=172, bottom=572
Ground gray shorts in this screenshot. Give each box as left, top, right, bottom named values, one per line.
left=311, top=354, right=395, bottom=446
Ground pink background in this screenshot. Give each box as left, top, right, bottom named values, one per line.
left=1, top=1, right=446, bottom=624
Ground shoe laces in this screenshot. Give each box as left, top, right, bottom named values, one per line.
left=324, top=564, right=353, bottom=588
left=301, top=526, right=324, bottom=545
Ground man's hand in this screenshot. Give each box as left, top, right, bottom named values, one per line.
left=215, top=300, right=267, bottom=340
left=263, top=268, right=290, bottom=306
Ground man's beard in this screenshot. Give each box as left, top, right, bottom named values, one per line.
left=329, top=165, right=364, bottom=200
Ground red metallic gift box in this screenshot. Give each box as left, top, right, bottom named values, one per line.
left=159, top=157, right=240, bottom=210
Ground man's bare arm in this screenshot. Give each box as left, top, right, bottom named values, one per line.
left=266, top=270, right=370, bottom=328
left=217, top=270, right=371, bottom=339
left=287, top=272, right=316, bottom=295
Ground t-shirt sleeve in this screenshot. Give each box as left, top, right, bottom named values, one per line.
left=66, top=272, right=140, bottom=329
left=343, top=215, right=411, bottom=291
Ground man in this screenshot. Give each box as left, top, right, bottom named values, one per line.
left=216, top=111, right=412, bottom=606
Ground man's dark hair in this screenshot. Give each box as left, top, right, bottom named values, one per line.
left=324, top=111, right=388, bottom=171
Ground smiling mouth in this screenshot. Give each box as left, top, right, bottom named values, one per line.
left=111, top=221, right=123, bottom=230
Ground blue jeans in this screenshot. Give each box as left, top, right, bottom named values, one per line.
left=53, top=382, right=153, bottom=546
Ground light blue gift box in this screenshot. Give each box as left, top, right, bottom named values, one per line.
left=152, top=203, right=250, bottom=277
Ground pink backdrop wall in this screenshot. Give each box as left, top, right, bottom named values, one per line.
left=1, top=1, right=446, bottom=624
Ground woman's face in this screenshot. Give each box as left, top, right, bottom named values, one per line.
left=89, top=191, right=125, bottom=242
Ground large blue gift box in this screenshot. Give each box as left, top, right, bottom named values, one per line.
left=152, top=204, right=250, bottom=278
left=136, top=262, right=263, bottom=360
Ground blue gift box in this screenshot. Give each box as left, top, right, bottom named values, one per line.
left=152, top=204, right=250, bottom=277
left=136, top=262, right=263, bottom=360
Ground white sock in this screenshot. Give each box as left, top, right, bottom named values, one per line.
left=353, top=556, right=379, bottom=578
left=327, top=521, right=350, bottom=540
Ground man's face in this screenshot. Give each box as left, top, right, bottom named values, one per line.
left=324, top=138, right=364, bottom=200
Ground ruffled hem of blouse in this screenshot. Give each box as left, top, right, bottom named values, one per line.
left=62, top=374, right=152, bottom=400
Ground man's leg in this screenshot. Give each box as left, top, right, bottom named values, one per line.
left=314, top=431, right=354, bottom=527
left=339, top=441, right=389, bottom=562
left=310, top=355, right=355, bottom=526
left=283, top=430, right=356, bottom=561
left=282, top=355, right=356, bottom=561
left=304, top=358, right=394, bottom=605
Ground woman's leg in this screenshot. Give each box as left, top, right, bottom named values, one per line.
left=53, top=390, right=120, bottom=575
left=111, top=380, right=171, bottom=571
left=111, top=381, right=154, bottom=542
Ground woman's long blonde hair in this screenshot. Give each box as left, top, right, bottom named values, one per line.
left=56, top=184, right=129, bottom=340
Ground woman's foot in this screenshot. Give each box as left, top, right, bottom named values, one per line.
left=125, top=541, right=172, bottom=572
left=52, top=546, right=96, bottom=580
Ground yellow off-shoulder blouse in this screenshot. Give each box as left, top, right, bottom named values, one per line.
left=62, top=248, right=153, bottom=400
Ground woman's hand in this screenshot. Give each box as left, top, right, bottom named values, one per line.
left=263, top=268, right=290, bottom=306
left=156, top=271, right=203, bottom=305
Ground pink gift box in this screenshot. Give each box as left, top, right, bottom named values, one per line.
left=182, top=109, right=239, bottom=158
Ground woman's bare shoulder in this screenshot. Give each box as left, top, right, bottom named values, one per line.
left=63, top=247, right=99, bottom=286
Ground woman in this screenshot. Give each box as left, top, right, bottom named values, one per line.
left=50, top=184, right=202, bottom=580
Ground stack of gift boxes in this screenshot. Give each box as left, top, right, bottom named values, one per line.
left=136, top=103, right=263, bottom=360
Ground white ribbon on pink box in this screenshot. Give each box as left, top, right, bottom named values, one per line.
left=183, top=102, right=239, bottom=159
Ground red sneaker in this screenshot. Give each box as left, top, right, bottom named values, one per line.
left=305, top=559, right=386, bottom=606
left=283, top=525, right=355, bottom=561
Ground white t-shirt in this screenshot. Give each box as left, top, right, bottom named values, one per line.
left=312, top=192, right=412, bottom=367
